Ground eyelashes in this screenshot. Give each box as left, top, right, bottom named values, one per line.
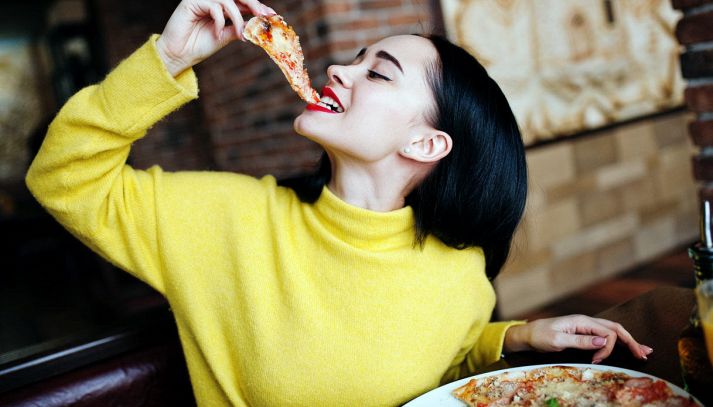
left=367, top=70, right=392, bottom=81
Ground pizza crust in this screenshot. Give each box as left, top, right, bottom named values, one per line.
left=243, top=15, right=320, bottom=104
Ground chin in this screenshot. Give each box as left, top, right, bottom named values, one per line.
left=293, top=115, right=321, bottom=143
left=293, top=115, right=309, bottom=137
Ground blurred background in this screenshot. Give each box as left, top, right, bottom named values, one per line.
left=0, top=0, right=710, bottom=404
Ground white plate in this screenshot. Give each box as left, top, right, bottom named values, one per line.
left=403, top=363, right=703, bottom=406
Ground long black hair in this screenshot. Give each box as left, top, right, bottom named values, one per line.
left=279, top=34, right=527, bottom=280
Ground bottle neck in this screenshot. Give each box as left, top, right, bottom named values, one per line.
left=689, top=243, right=713, bottom=285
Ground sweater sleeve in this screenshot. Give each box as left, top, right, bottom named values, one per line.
left=25, top=34, right=198, bottom=294
left=440, top=320, right=526, bottom=384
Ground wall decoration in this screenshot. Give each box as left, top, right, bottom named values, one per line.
left=439, top=0, right=684, bottom=145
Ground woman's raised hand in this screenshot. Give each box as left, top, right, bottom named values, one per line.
left=503, top=315, right=654, bottom=364
left=156, top=0, right=276, bottom=77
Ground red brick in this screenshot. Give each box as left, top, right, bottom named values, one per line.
left=690, top=120, right=713, bottom=146
left=302, top=6, right=322, bottom=23
left=387, top=14, right=424, bottom=26
left=360, top=0, right=403, bottom=11
left=676, top=11, right=713, bottom=45
left=700, top=186, right=713, bottom=203
left=340, top=19, right=381, bottom=31
left=693, top=155, right=713, bottom=181
left=306, top=43, right=332, bottom=60
left=322, top=2, right=352, bottom=14
left=330, top=39, right=361, bottom=53
left=685, top=84, right=713, bottom=112
left=672, top=0, right=713, bottom=9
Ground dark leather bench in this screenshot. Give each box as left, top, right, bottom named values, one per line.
left=0, top=341, right=195, bottom=407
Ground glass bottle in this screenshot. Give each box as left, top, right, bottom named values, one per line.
left=678, top=201, right=713, bottom=405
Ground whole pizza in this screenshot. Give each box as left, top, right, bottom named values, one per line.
left=452, top=365, right=699, bottom=406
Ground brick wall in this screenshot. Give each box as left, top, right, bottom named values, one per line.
left=93, top=0, right=216, bottom=172
left=673, top=0, right=713, bottom=202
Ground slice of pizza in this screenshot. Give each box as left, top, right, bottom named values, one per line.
left=243, top=14, right=320, bottom=104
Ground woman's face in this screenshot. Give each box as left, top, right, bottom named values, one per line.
left=293, top=35, right=438, bottom=162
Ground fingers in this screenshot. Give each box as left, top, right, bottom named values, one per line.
left=237, top=0, right=276, bottom=17
left=208, top=4, right=226, bottom=39
left=574, top=319, right=617, bottom=363
left=219, top=0, right=245, bottom=40
left=532, top=315, right=655, bottom=365
left=554, top=315, right=617, bottom=363
left=593, top=318, right=653, bottom=361
left=206, top=0, right=276, bottom=42
left=227, top=1, right=275, bottom=40
left=551, top=332, right=609, bottom=352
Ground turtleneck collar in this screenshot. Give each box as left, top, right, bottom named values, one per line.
left=310, top=186, right=416, bottom=250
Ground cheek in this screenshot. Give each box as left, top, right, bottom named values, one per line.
left=347, top=98, right=411, bottom=135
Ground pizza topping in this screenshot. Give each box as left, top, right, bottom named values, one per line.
left=243, top=14, right=320, bottom=104
left=451, top=366, right=699, bottom=407
left=624, top=377, right=654, bottom=388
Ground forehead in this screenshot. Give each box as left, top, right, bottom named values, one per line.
left=369, top=35, right=437, bottom=78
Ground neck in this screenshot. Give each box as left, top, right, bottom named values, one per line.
left=326, top=154, right=424, bottom=212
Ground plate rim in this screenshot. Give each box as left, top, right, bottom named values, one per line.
left=403, top=363, right=703, bottom=406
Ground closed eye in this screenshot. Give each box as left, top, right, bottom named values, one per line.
left=368, top=70, right=392, bottom=81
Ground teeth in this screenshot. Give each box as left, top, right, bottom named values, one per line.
left=320, top=96, right=336, bottom=105
left=319, top=95, right=344, bottom=113
left=316, top=99, right=344, bottom=113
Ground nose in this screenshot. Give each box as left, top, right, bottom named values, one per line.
left=326, top=64, right=353, bottom=88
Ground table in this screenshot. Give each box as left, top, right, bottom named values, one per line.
left=489, top=286, right=712, bottom=404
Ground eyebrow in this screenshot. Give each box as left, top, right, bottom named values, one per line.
left=355, top=47, right=404, bottom=74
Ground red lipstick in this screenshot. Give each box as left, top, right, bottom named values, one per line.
left=320, top=87, right=344, bottom=109
left=306, top=86, right=344, bottom=114
left=306, top=103, right=336, bottom=113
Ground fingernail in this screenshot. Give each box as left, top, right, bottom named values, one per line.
left=643, top=346, right=653, bottom=354
left=593, top=337, right=607, bottom=347
left=592, top=359, right=601, bottom=364
left=265, top=6, right=276, bottom=15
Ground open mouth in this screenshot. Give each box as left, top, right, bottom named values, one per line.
left=309, top=87, right=344, bottom=113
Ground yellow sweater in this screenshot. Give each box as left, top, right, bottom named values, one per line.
left=26, top=35, right=522, bottom=406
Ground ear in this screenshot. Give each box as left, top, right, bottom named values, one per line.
left=400, top=130, right=452, bottom=163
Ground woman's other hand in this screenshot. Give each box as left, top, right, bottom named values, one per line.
left=156, top=0, right=276, bottom=76
left=503, top=315, right=654, bottom=364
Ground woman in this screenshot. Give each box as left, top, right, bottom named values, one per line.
left=26, top=0, right=652, bottom=405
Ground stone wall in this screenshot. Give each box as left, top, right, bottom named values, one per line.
left=496, top=111, right=697, bottom=318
